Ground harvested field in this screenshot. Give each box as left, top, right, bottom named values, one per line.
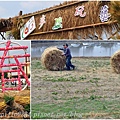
left=31, top=57, right=120, bottom=119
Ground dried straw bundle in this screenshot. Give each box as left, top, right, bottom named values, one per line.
left=110, top=50, right=120, bottom=73
left=21, top=1, right=118, bottom=40
left=41, top=47, right=66, bottom=70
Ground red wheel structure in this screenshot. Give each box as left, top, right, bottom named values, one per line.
left=0, top=40, right=30, bottom=92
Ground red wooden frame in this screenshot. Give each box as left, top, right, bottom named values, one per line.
left=0, top=41, right=30, bottom=92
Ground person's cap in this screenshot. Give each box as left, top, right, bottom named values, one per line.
left=63, top=43, right=68, bottom=47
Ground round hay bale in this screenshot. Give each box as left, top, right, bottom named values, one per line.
left=110, top=50, right=120, bottom=73
left=41, top=47, right=66, bottom=70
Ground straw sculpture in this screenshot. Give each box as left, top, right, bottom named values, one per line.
left=0, top=18, right=13, bottom=32
left=0, top=1, right=118, bottom=39
left=41, top=47, right=66, bottom=70
left=110, top=1, right=120, bottom=24
left=21, top=1, right=118, bottom=40
left=11, top=17, right=21, bottom=39
left=110, top=50, right=120, bottom=73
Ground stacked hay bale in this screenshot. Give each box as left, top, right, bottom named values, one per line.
left=110, top=50, right=120, bottom=73
left=41, top=47, right=66, bottom=70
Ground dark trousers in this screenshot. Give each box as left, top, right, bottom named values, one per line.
left=66, top=56, right=74, bottom=70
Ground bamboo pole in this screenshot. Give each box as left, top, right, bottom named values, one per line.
left=0, top=32, right=6, bottom=40
left=0, top=46, right=28, bottom=51
left=30, top=20, right=117, bottom=36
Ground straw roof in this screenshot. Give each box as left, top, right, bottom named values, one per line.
left=0, top=18, right=13, bottom=32
left=110, top=1, right=120, bottom=24
left=21, top=1, right=119, bottom=40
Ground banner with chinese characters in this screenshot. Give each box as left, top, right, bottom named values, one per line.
left=20, top=16, right=36, bottom=40
left=39, top=15, right=46, bottom=29
left=52, top=17, right=62, bottom=30
left=74, top=6, right=86, bottom=17
left=99, top=5, right=111, bottom=22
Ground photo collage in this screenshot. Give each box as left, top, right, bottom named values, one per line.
left=0, top=1, right=120, bottom=119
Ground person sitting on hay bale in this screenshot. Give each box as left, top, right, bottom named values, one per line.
left=60, top=43, right=75, bottom=70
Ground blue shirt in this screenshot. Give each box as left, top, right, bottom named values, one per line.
left=64, top=47, right=71, bottom=57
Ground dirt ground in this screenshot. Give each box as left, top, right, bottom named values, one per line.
left=31, top=57, right=120, bottom=104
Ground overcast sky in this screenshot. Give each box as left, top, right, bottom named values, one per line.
left=0, top=1, right=63, bottom=18
left=0, top=40, right=30, bottom=57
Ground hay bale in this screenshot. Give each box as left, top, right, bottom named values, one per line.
left=41, top=47, right=66, bottom=70
left=14, top=96, right=30, bottom=106
left=0, top=102, right=6, bottom=111
left=110, top=50, right=120, bottom=73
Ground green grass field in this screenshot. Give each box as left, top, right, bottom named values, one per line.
left=31, top=58, right=120, bottom=119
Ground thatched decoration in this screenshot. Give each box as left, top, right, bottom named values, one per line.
left=19, top=1, right=118, bottom=40
left=41, top=47, right=66, bottom=71
left=110, top=1, right=120, bottom=24
left=110, top=50, right=120, bottom=74
left=109, top=1, right=120, bottom=39
left=0, top=18, right=13, bottom=32
left=17, top=19, right=25, bottom=30
left=11, top=17, right=20, bottom=39
left=11, top=16, right=25, bottom=39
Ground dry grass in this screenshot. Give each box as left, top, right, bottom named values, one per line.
left=20, top=1, right=118, bottom=39
left=31, top=57, right=120, bottom=119
left=0, top=90, right=30, bottom=111
left=31, top=57, right=120, bottom=104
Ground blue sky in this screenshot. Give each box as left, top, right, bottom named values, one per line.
left=0, top=1, right=63, bottom=18
left=0, top=40, right=30, bottom=69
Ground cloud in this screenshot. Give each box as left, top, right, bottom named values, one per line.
left=20, top=1, right=43, bottom=10
left=0, top=1, right=63, bottom=18
left=19, top=1, right=62, bottom=14
left=0, top=6, right=7, bottom=18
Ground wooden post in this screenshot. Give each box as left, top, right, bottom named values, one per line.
left=0, top=32, right=6, bottom=40
left=19, top=11, right=23, bottom=16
